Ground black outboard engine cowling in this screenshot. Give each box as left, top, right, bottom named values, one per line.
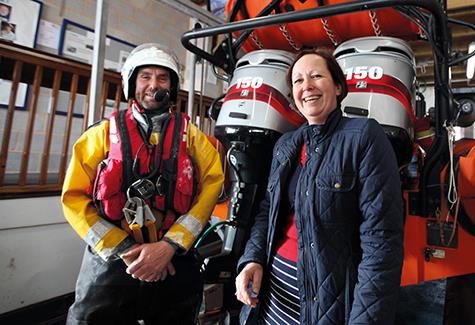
left=214, top=49, right=304, bottom=258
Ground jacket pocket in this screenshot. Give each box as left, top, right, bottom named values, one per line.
left=315, top=173, right=357, bottom=224
left=93, top=158, right=126, bottom=220
left=170, top=155, right=199, bottom=215
left=316, top=173, right=356, bottom=192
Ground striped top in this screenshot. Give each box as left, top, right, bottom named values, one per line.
left=261, top=254, right=300, bottom=324
left=260, top=145, right=306, bottom=324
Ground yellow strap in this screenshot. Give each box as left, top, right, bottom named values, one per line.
left=121, top=219, right=132, bottom=235
left=146, top=220, right=158, bottom=243
left=130, top=224, right=144, bottom=243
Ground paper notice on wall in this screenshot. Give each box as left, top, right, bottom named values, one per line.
left=63, top=30, right=94, bottom=64
left=0, top=79, right=28, bottom=107
left=104, top=59, right=118, bottom=71
left=36, top=20, right=60, bottom=49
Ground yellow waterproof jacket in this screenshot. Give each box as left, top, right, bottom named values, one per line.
left=61, top=111, right=224, bottom=261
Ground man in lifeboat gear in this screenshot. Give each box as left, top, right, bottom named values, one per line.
left=61, top=43, right=224, bottom=324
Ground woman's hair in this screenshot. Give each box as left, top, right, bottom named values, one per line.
left=286, top=48, right=348, bottom=105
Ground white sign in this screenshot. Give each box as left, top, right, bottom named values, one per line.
left=37, top=19, right=60, bottom=49
left=63, top=30, right=94, bottom=64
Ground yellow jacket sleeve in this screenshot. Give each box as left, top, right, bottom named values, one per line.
left=163, top=122, right=224, bottom=252
left=61, top=120, right=134, bottom=261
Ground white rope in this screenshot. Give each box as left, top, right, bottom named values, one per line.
left=444, top=122, right=458, bottom=221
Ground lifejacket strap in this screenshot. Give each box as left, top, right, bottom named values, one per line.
left=166, top=112, right=183, bottom=209
left=118, top=109, right=134, bottom=191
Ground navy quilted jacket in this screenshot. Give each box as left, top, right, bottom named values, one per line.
left=238, top=109, right=404, bottom=324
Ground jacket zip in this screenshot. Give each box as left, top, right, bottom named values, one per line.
left=303, top=162, right=312, bottom=324
left=312, top=140, right=324, bottom=323
left=306, top=138, right=324, bottom=323
left=296, top=144, right=312, bottom=324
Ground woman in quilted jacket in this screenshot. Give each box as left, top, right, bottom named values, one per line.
left=235, top=48, right=404, bottom=325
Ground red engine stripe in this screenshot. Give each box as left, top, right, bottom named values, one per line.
left=224, top=83, right=305, bottom=127
left=347, top=74, right=415, bottom=124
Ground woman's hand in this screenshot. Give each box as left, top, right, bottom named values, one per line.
left=235, top=262, right=263, bottom=308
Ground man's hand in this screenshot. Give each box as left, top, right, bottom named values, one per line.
left=121, top=241, right=177, bottom=282
left=120, top=244, right=140, bottom=266
left=160, top=262, right=176, bottom=281
left=235, top=262, right=263, bottom=308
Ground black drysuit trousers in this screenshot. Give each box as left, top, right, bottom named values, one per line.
left=67, top=245, right=203, bottom=325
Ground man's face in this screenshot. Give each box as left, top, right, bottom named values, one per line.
left=134, top=66, right=171, bottom=110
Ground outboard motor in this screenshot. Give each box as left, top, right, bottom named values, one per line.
left=198, top=50, right=304, bottom=312
left=214, top=49, right=305, bottom=259
left=335, top=36, right=416, bottom=166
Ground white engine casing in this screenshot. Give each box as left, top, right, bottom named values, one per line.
left=217, top=49, right=304, bottom=133
left=335, top=36, right=416, bottom=140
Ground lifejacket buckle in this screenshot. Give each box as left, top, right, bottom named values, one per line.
left=123, top=195, right=159, bottom=243
left=123, top=196, right=145, bottom=227
left=128, top=178, right=155, bottom=200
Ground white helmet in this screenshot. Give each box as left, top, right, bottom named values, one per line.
left=121, top=43, right=180, bottom=103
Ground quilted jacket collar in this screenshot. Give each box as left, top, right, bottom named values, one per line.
left=280, top=107, right=343, bottom=160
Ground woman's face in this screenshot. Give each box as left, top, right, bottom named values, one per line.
left=291, top=54, right=341, bottom=125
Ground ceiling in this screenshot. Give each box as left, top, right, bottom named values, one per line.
left=409, top=2, right=475, bottom=89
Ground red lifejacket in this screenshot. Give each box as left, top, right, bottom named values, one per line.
left=90, top=106, right=199, bottom=221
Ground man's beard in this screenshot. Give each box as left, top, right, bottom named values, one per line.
left=140, top=93, right=170, bottom=114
